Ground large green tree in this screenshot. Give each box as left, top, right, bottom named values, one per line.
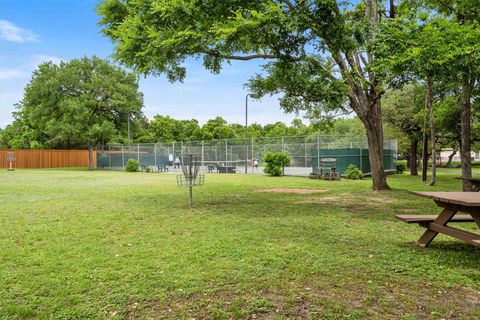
left=382, top=85, right=424, bottom=175
left=15, top=56, right=144, bottom=168
left=429, top=0, right=480, bottom=190
left=373, top=6, right=480, bottom=186
left=398, top=0, right=480, bottom=190
left=98, top=0, right=397, bottom=190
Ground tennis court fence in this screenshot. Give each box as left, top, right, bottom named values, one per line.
left=96, top=135, right=397, bottom=175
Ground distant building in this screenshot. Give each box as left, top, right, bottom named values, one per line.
left=438, top=148, right=480, bottom=164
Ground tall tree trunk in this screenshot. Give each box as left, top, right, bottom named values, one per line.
left=360, top=100, right=390, bottom=190
left=333, top=0, right=388, bottom=190
left=461, top=81, right=473, bottom=191
left=389, top=0, right=396, bottom=18
left=426, top=76, right=436, bottom=186
left=88, top=146, right=94, bottom=171
left=446, top=149, right=457, bottom=168
left=410, top=138, right=418, bottom=176
left=421, top=116, right=429, bottom=182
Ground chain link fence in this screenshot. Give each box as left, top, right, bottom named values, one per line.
left=96, top=135, right=397, bottom=176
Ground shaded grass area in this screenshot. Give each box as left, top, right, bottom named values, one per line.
left=0, top=170, right=479, bottom=319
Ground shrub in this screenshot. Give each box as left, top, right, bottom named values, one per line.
left=396, top=162, right=406, bottom=174
left=145, top=166, right=151, bottom=173
left=344, top=164, right=363, bottom=180
left=125, top=159, right=140, bottom=172
left=263, top=152, right=290, bottom=176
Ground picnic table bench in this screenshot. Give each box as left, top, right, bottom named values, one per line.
left=157, top=164, right=169, bottom=172
left=218, top=166, right=236, bottom=173
left=396, top=192, right=480, bottom=247
left=309, top=158, right=340, bottom=180
left=456, top=177, right=480, bottom=192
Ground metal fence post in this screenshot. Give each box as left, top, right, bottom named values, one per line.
left=121, top=145, right=125, bottom=167
left=225, top=139, right=228, bottom=166
left=251, top=137, right=254, bottom=157
left=251, top=137, right=254, bottom=173
left=137, top=144, right=140, bottom=162
left=154, top=143, right=157, bottom=167
left=316, top=135, right=320, bottom=173
left=201, top=140, right=204, bottom=167
left=304, top=136, right=307, bottom=168
left=359, top=136, right=363, bottom=172
left=281, top=136, right=285, bottom=153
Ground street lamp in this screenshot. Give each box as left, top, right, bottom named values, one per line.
left=245, top=94, right=251, bottom=174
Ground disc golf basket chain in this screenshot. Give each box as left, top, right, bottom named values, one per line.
left=176, top=154, right=205, bottom=206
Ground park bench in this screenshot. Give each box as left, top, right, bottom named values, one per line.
left=218, top=166, right=236, bottom=173
left=456, top=177, right=480, bottom=192
left=157, top=164, right=169, bottom=172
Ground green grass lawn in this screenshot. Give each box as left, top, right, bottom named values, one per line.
left=1, top=170, right=479, bottom=319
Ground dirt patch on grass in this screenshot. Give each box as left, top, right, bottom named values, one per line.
left=296, top=192, right=396, bottom=205
left=258, top=188, right=328, bottom=194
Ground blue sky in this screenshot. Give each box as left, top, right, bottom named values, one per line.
left=0, top=0, right=302, bottom=128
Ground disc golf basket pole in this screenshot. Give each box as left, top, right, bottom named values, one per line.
left=176, top=154, right=205, bottom=206
left=7, top=151, right=15, bottom=171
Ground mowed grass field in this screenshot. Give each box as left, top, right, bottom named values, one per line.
left=0, top=170, right=479, bottom=319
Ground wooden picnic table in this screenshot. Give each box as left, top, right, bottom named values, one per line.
left=397, top=192, right=480, bottom=247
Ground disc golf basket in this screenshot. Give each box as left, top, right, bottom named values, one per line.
left=7, top=151, right=14, bottom=171
left=176, top=154, right=205, bottom=206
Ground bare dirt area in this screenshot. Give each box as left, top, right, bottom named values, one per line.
left=295, top=192, right=396, bottom=205
left=257, top=188, right=329, bottom=194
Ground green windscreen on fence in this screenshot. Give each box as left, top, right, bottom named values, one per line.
left=311, top=148, right=396, bottom=175
left=96, top=150, right=170, bottom=169
left=95, top=137, right=397, bottom=172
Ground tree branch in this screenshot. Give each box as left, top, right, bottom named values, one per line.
left=203, top=50, right=280, bottom=61
left=278, top=0, right=295, bottom=11
left=204, top=49, right=339, bottom=82
left=434, top=0, right=456, bottom=13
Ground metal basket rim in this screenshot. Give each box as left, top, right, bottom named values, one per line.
left=176, top=174, right=205, bottom=187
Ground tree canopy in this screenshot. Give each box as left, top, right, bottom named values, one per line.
left=98, top=0, right=396, bottom=189
left=372, top=1, right=480, bottom=189
left=9, top=56, right=144, bottom=151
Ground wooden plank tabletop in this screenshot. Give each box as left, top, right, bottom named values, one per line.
left=412, top=192, right=480, bottom=206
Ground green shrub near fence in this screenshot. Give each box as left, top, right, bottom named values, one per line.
left=125, top=159, right=140, bottom=172
left=264, top=152, right=291, bottom=176
left=344, top=164, right=363, bottom=180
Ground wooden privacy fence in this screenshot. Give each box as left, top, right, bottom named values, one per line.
left=0, top=149, right=96, bottom=169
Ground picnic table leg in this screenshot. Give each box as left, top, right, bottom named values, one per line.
left=417, top=208, right=456, bottom=247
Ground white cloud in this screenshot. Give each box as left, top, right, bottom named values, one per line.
left=0, top=20, right=38, bottom=43
left=0, top=69, right=29, bottom=80
left=31, top=55, right=63, bottom=67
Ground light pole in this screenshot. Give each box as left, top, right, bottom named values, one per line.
left=245, top=94, right=251, bottom=174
